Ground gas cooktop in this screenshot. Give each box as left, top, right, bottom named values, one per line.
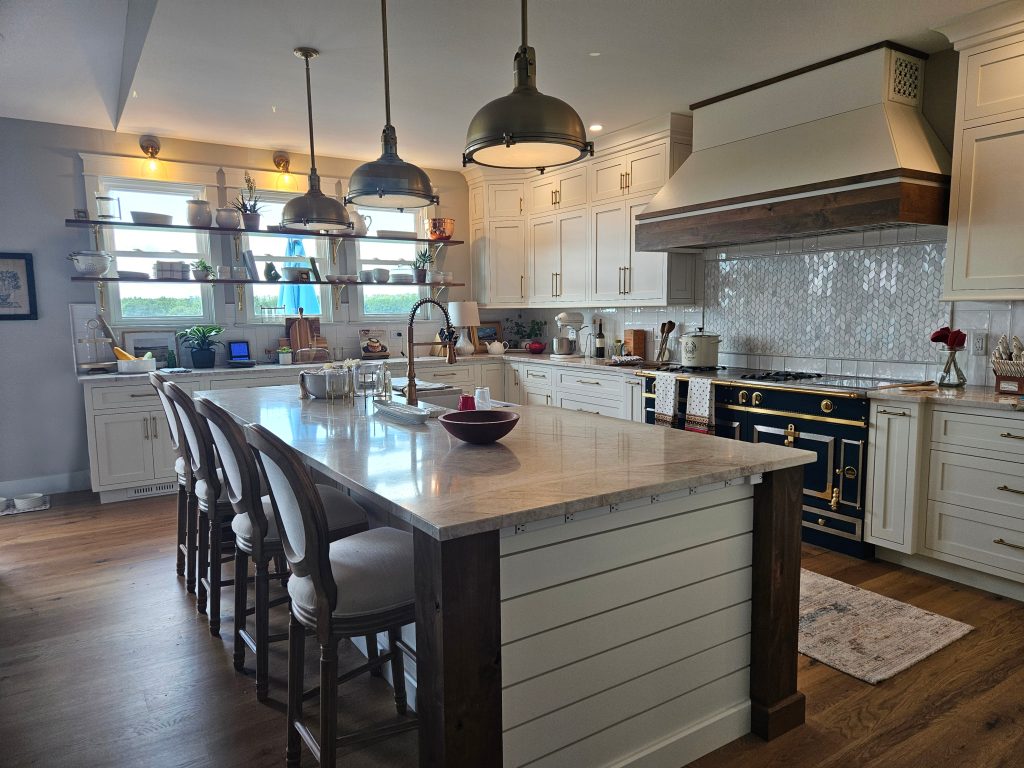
left=657, top=366, right=910, bottom=394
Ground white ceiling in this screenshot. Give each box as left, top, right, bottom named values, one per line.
left=0, top=0, right=998, bottom=170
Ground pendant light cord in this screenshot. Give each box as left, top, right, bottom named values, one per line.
left=521, top=0, right=528, bottom=48
left=303, top=53, right=317, bottom=173
left=381, top=0, right=392, bottom=128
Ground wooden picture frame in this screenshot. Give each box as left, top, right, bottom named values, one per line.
left=123, top=330, right=180, bottom=368
left=0, top=253, right=37, bottom=321
left=470, top=321, right=502, bottom=353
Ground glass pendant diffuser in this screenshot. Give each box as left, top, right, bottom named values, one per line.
left=281, top=48, right=352, bottom=232
left=463, top=0, right=593, bottom=171
left=345, top=0, right=438, bottom=210
left=140, top=136, right=167, bottom=179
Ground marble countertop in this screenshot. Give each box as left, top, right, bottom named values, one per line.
left=197, top=384, right=814, bottom=541
left=868, top=385, right=1024, bottom=413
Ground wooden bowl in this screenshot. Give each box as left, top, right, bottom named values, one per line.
left=438, top=410, right=520, bottom=444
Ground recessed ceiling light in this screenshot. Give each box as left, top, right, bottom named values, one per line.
left=589, top=124, right=603, bottom=131
left=589, top=52, right=601, bottom=57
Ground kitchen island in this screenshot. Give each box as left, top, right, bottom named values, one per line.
left=197, top=385, right=814, bottom=768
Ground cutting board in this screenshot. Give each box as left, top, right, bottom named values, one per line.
left=286, top=309, right=318, bottom=351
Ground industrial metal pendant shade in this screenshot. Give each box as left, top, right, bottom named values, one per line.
left=463, top=0, right=593, bottom=171
left=346, top=0, right=438, bottom=210
left=281, top=48, right=352, bottom=232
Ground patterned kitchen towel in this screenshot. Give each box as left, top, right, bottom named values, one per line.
left=653, top=371, right=679, bottom=428
left=684, top=376, right=715, bottom=435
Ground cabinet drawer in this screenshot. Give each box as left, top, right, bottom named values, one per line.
left=522, top=386, right=553, bottom=406
left=556, top=369, right=623, bottom=396
left=931, top=410, right=1024, bottom=459
left=965, top=40, right=1024, bottom=123
left=929, top=449, right=1024, bottom=521
left=417, top=365, right=476, bottom=386
left=926, top=500, right=1024, bottom=579
left=92, top=383, right=181, bottom=410
left=522, top=365, right=554, bottom=387
left=802, top=507, right=862, bottom=541
left=556, top=392, right=622, bottom=419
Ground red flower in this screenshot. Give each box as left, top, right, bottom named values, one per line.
left=931, top=326, right=951, bottom=344
left=947, top=330, right=967, bottom=349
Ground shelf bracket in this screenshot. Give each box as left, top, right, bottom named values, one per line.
left=233, top=233, right=241, bottom=263
left=92, top=224, right=101, bottom=251
left=97, top=280, right=106, bottom=312
left=332, top=283, right=347, bottom=310
left=431, top=284, right=449, bottom=302
left=330, top=239, right=341, bottom=266
left=236, top=283, right=244, bottom=311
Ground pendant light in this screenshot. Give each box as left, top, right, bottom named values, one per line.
left=281, top=48, right=352, bottom=232
left=345, top=0, right=439, bottom=210
left=463, top=0, right=593, bottom=171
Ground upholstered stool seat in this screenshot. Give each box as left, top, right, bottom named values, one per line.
left=231, top=486, right=366, bottom=552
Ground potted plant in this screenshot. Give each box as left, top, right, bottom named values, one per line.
left=278, top=346, right=293, bottom=366
left=176, top=325, right=224, bottom=369
left=504, top=314, right=547, bottom=351
left=191, top=258, right=213, bottom=281
left=232, top=170, right=264, bottom=231
left=413, top=246, right=434, bottom=282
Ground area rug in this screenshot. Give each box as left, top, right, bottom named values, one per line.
left=798, top=569, right=973, bottom=684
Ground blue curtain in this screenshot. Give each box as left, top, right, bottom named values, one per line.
left=280, top=239, right=321, bottom=316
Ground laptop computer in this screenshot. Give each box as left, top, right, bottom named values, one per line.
left=226, top=340, right=257, bottom=367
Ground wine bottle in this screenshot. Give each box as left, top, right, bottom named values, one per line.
left=595, top=319, right=605, bottom=359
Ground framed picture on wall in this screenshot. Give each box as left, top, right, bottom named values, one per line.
left=470, top=321, right=502, bottom=353
left=0, top=253, right=38, bottom=321
left=123, top=330, right=180, bottom=368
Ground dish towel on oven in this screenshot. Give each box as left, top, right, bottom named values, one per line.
left=684, top=376, right=716, bottom=435
left=653, top=371, right=679, bottom=428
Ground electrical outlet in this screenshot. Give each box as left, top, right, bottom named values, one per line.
left=969, top=331, right=987, bottom=357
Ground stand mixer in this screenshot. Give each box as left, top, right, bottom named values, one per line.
left=551, top=312, right=588, bottom=359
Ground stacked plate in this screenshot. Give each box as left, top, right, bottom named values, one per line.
left=390, top=273, right=415, bottom=284
left=372, top=401, right=431, bottom=424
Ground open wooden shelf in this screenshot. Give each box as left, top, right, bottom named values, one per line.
left=65, top=219, right=463, bottom=246
left=70, top=277, right=463, bottom=287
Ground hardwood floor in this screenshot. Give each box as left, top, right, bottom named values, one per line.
left=2, top=496, right=1023, bottom=768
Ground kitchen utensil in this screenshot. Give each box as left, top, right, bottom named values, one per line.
left=525, top=341, right=546, bottom=354
left=458, top=395, right=476, bottom=411
left=679, top=328, right=722, bottom=367
left=116, top=358, right=157, bottom=373
left=439, top=410, right=520, bottom=444
left=186, top=199, right=212, bottom=227
left=486, top=341, right=508, bottom=356
left=94, top=195, right=121, bottom=220
left=876, top=381, right=934, bottom=390
left=281, top=267, right=310, bottom=282
left=373, top=401, right=430, bottom=424
left=348, top=209, right=373, bottom=237
left=67, top=251, right=111, bottom=276
left=655, top=323, right=668, bottom=362
left=551, top=336, right=573, bottom=355
left=289, top=308, right=312, bottom=352
left=426, top=218, right=455, bottom=240
left=475, top=386, right=492, bottom=410
left=14, top=493, right=43, bottom=511
left=372, top=268, right=390, bottom=283
left=376, top=230, right=418, bottom=240
left=131, top=211, right=173, bottom=226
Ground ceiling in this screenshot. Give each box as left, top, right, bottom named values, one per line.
left=0, top=0, right=997, bottom=171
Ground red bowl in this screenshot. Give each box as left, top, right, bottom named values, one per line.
left=438, top=410, right=520, bottom=444
left=525, top=342, right=547, bottom=354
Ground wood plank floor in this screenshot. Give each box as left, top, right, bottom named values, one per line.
left=2, top=496, right=1023, bottom=768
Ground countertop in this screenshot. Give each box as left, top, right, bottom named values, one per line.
left=197, top=384, right=814, bottom=541
left=868, top=385, right=1024, bottom=413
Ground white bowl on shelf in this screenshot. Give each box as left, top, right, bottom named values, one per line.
left=372, top=268, right=390, bottom=283
left=68, top=251, right=112, bottom=277
left=14, top=493, right=43, bottom=511
left=131, top=211, right=173, bottom=226
left=357, top=270, right=374, bottom=282
left=117, top=358, right=157, bottom=373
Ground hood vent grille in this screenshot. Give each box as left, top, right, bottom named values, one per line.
left=890, top=55, right=922, bottom=105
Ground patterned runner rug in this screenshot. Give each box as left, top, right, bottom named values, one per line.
left=799, top=569, right=973, bottom=684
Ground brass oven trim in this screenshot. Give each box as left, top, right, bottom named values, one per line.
left=636, top=371, right=863, bottom=399
left=838, top=438, right=865, bottom=510
left=754, top=424, right=835, bottom=499
left=802, top=505, right=862, bottom=541
left=641, top=392, right=866, bottom=427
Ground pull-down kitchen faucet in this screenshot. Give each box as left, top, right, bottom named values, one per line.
left=405, top=298, right=458, bottom=406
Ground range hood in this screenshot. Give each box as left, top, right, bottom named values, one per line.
left=636, top=42, right=952, bottom=251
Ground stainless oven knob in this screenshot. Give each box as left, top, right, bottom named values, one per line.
left=821, top=399, right=834, bottom=413
left=752, top=391, right=763, bottom=406
left=738, top=390, right=749, bottom=404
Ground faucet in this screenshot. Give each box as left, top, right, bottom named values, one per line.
left=405, top=298, right=458, bottom=406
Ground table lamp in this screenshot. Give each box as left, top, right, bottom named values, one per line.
left=447, top=301, right=480, bottom=358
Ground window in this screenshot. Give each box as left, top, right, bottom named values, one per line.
left=98, top=179, right=214, bottom=324
left=357, top=209, right=425, bottom=318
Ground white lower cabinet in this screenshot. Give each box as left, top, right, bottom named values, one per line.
left=150, top=411, right=178, bottom=478
left=505, top=362, right=522, bottom=405
left=94, top=410, right=174, bottom=488
left=478, top=363, right=504, bottom=401
left=557, top=391, right=622, bottom=419
left=865, top=401, right=924, bottom=553
left=622, top=375, right=646, bottom=422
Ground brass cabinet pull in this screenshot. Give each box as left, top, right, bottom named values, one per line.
left=625, top=172, right=631, bottom=189
left=551, top=190, right=556, bottom=206
left=143, top=418, right=149, bottom=440
left=520, top=274, right=524, bottom=299
left=626, top=380, right=641, bottom=386
left=752, top=392, right=763, bottom=406
left=513, top=369, right=519, bottom=385
left=830, top=488, right=840, bottom=511
left=555, top=189, right=560, bottom=205
left=519, top=196, right=523, bottom=214
left=556, top=272, right=561, bottom=296
left=545, top=393, right=551, bottom=404
left=783, top=422, right=797, bottom=447
left=624, top=266, right=630, bottom=294
left=576, top=408, right=600, bottom=414
left=236, top=283, right=244, bottom=311
left=432, top=372, right=457, bottom=377
left=130, top=393, right=158, bottom=398
left=527, top=371, right=546, bottom=379
left=576, top=379, right=601, bottom=385
left=878, top=409, right=910, bottom=416
left=1001, top=432, right=1024, bottom=440
left=998, top=485, right=1024, bottom=496
left=552, top=272, right=557, bottom=297
left=994, top=538, right=1024, bottom=551
left=97, top=280, right=106, bottom=312
left=152, top=416, right=158, bottom=439
left=738, top=390, right=749, bottom=404
left=619, top=173, right=624, bottom=190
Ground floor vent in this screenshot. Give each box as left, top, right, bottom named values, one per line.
left=132, top=483, right=176, bottom=497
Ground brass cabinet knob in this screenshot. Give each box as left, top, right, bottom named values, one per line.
left=821, top=399, right=834, bottom=413
left=738, top=390, right=749, bottom=404
left=818, top=518, right=826, bottom=526
left=752, top=391, right=763, bottom=406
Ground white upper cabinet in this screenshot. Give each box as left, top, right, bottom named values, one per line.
left=626, top=194, right=666, bottom=301
left=488, top=220, right=527, bottom=305
left=591, top=154, right=631, bottom=203
left=591, top=199, right=628, bottom=302
left=470, top=184, right=485, bottom=222
left=624, top=143, right=668, bottom=196
left=529, top=165, right=588, bottom=215
left=556, top=210, right=588, bottom=304
left=530, top=215, right=559, bottom=301
left=488, top=182, right=525, bottom=218
left=964, top=39, right=1024, bottom=124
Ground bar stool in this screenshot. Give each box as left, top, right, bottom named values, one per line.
left=195, top=396, right=370, bottom=701
left=148, top=372, right=197, bottom=591
left=164, top=381, right=237, bottom=633
left=246, top=423, right=417, bottom=768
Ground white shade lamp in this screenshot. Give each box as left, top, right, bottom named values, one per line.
left=447, top=301, right=480, bottom=358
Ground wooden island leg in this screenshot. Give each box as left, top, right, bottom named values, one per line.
left=750, top=465, right=806, bottom=741
left=414, top=528, right=502, bottom=768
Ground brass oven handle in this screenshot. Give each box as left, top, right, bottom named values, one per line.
left=1001, top=432, right=1024, bottom=440
left=998, top=485, right=1024, bottom=496
left=738, top=391, right=749, bottom=404
left=752, top=392, right=763, bottom=406
left=830, top=488, right=839, bottom=511
left=878, top=409, right=910, bottom=416
left=994, top=538, right=1024, bottom=551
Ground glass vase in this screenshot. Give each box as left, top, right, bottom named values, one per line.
left=938, top=346, right=967, bottom=388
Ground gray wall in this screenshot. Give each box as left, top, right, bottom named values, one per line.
left=0, top=117, right=468, bottom=497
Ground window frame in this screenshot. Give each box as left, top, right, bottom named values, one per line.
left=351, top=207, right=433, bottom=322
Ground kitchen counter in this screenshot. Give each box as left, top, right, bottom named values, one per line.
left=868, top=385, right=1024, bottom=412
left=198, top=384, right=813, bottom=767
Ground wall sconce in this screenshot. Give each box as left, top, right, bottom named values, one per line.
left=274, top=152, right=299, bottom=192
left=140, top=136, right=167, bottom=179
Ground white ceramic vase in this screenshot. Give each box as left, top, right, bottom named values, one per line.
left=186, top=199, right=212, bottom=227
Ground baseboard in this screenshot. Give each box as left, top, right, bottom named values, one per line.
left=876, top=547, right=1024, bottom=602
left=609, top=700, right=751, bottom=768
left=0, top=470, right=91, bottom=499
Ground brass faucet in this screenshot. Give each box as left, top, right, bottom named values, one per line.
left=405, top=298, right=458, bottom=406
